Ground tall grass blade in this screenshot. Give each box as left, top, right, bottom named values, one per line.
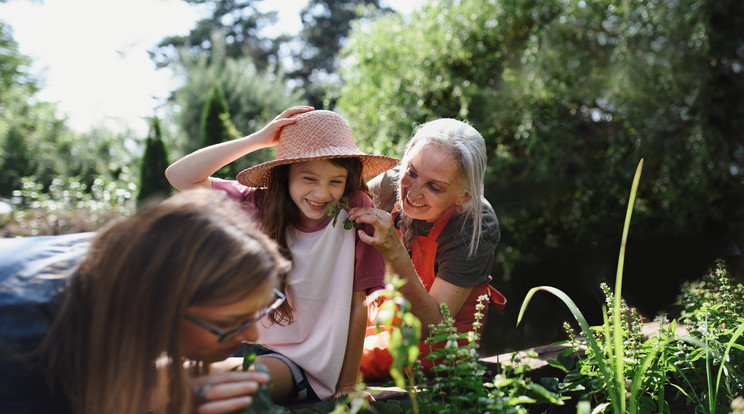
left=613, top=158, right=644, bottom=413
left=518, top=285, right=619, bottom=411
left=518, top=159, right=644, bottom=414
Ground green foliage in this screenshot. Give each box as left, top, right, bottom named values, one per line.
left=518, top=160, right=648, bottom=413
left=416, top=299, right=563, bottom=413
left=518, top=162, right=744, bottom=412
left=1, top=22, right=138, bottom=200
left=0, top=21, right=38, bottom=105
left=137, top=117, right=172, bottom=208
left=1, top=176, right=136, bottom=237
left=550, top=286, right=681, bottom=413
left=200, top=82, right=239, bottom=179
left=327, top=196, right=360, bottom=229
left=420, top=302, right=487, bottom=412
left=201, top=82, right=231, bottom=149
left=168, top=33, right=303, bottom=167
left=547, top=263, right=744, bottom=414
left=367, top=279, right=422, bottom=394
left=0, top=22, right=138, bottom=235
left=338, top=0, right=744, bottom=341
left=290, top=0, right=393, bottom=108
left=0, top=124, right=34, bottom=197
left=670, top=260, right=744, bottom=413
left=329, top=281, right=561, bottom=414
left=150, top=0, right=283, bottom=73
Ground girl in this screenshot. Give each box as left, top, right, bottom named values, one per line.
left=0, top=189, right=289, bottom=414
left=165, top=107, right=398, bottom=402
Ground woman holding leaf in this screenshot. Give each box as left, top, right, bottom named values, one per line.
left=348, top=118, right=505, bottom=380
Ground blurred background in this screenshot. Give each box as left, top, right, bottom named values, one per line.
left=1, top=0, right=742, bottom=355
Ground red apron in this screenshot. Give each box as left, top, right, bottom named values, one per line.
left=359, top=207, right=506, bottom=380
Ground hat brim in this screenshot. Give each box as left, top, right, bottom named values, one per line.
left=237, top=153, right=399, bottom=188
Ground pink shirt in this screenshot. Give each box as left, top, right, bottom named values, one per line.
left=211, top=178, right=385, bottom=294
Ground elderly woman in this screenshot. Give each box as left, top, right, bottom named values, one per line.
left=349, top=118, right=504, bottom=380
left=0, top=190, right=289, bottom=414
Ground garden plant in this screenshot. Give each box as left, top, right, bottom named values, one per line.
left=237, top=279, right=563, bottom=413
left=518, top=159, right=744, bottom=413
left=224, top=158, right=744, bottom=413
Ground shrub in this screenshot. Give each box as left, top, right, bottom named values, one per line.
left=0, top=176, right=136, bottom=237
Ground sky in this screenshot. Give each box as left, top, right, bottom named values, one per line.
left=0, top=0, right=423, bottom=135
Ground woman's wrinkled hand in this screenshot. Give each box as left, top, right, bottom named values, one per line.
left=190, top=371, right=269, bottom=414
left=348, top=207, right=402, bottom=257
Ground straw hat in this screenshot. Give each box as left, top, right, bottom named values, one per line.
left=237, top=110, right=399, bottom=187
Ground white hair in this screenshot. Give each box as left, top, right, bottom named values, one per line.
left=406, top=118, right=487, bottom=257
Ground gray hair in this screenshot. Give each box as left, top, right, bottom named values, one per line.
left=405, top=118, right=487, bottom=257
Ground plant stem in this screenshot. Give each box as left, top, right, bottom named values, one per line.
left=407, top=367, right=420, bottom=414
left=613, top=158, right=643, bottom=413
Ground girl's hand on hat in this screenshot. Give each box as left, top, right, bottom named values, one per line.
left=190, top=371, right=270, bottom=414
left=252, top=106, right=314, bottom=149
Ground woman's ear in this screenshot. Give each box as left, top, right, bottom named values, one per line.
left=457, top=191, right=472, bottom=206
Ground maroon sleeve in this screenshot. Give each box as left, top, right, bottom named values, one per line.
left=348, top=191, right=386, bottom=294
left=211, top=178, right=262, bottom=218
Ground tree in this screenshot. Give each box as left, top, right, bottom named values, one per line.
left=0, top=21, right=39, bottom=196
left=337, top=0, right=744, bottom=352
left=0, top=21, right=38, bottom=104
left=0, top=125, right=33, bottom=197
left=150, top=0, right=285, bottom=72
left=200, top=81, right=231, bottom=148
left=137, top=117, right=172, bottom=208
left=151, top=1, right=394, bottom=110
left=199, top=81, right=239, bottom=179
left=167, top=34, right=304, bottom=170
left=289, top=0, right=393, bottom=108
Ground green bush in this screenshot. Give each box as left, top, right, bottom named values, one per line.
left=1, top=176, right=136, bottom=237
left=338, top=0, right=744, bottom=352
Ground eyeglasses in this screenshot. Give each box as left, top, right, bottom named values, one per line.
left=185, top=288, right=286, bottom=343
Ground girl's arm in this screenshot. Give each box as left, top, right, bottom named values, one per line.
left=335, top=289, right=371, bottom=400
left=165, top=106, right=313, bottom=191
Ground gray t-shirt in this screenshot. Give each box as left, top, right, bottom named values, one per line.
left=368, top=169, right=500, bottom=287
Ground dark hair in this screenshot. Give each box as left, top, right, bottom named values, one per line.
left=37, top=189, right=289, bottom=414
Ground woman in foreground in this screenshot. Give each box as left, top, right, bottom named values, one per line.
left=0, top=189, right=289, bottom=414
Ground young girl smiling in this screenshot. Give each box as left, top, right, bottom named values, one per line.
left=166, top=107, right=398, bottom=402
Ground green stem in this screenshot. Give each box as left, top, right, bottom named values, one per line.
left=614, top=159, right=643, bottom=413
left=407, top=366, right=420, bottom=414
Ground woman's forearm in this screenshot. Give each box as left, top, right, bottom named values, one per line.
left=384, top=246, right=443, bottom=337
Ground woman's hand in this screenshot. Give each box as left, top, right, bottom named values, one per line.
left=190, top=371, right=270, bottom=414
left=348, top=207, right=402, bottom=257
left=251, top=106, right=314, bottom=149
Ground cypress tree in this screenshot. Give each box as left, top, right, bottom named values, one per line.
left=0, top=125, right=34, bottom=197
left=200, top=82, right=237, bottom=178
left=137, top=117, right=171, bottom=208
